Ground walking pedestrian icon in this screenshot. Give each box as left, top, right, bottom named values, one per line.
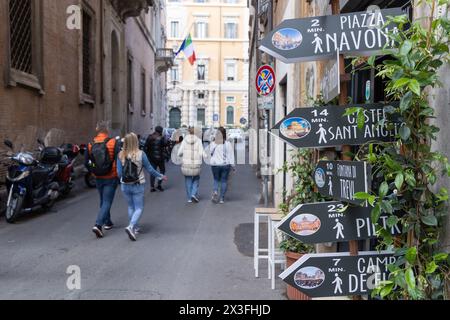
left=333, top=219, right=345, bottom=240
left=316, top=124, right=328, bottom=144
left=332, top=274, right=343, bottom=295
left=312, top=33, right=323, bottom=54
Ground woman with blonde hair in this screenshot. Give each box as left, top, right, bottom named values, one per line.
left=117, top=133, right=167, bottom=241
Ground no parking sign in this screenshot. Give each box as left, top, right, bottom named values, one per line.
left=256, top=65, right=276, bottom=96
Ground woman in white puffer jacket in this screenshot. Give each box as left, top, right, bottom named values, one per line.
left=177, top=128, right=206, bottom=203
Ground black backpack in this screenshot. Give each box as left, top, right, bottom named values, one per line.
left=122, top=157, right=142, bottom=184
left=89, top=138, right=115, bottom=176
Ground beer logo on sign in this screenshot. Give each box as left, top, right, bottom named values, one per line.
left=280, top=117, right=311, bottom=140
left=315, top=168, right=326, bottom=188
left=290, top=214, right=322, bottom=236
left=272, top=28, right=303, bottom=51
left=294, top=267, right=326, bottom=290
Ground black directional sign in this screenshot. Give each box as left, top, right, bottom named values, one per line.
left=315, top=161, right=371, bottom=205
left=277, top=202, right=402, bottom=244
left=270, top=103, right=402, bottom=149
left=260, top=8, right=405, bottom=63
left=280, top=251, right=397, bottom=298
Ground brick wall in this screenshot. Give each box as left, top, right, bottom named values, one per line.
left=0, top=0, right=104, bottom=183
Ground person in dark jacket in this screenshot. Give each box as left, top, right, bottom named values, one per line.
left=145, top=126, right=168, bottom=192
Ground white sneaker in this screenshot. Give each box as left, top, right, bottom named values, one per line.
left=212, top=192, right=219, bottom=204
left=125, top=226, right=137, bottom=242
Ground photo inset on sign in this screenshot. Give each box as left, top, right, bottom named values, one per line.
left=294, top=267, right=326, bottom=290
left=290, top=214, right=321, bottom=236
left=280, top=117, right=311, bottom=140
left=272, top=28, right=303, bottom=51
left=315, top=168, right=326, bottom=188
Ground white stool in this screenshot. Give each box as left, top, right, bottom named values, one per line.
left=268, top=213, right=286, bottom=290
left=254, top=208, right=279, bottom=278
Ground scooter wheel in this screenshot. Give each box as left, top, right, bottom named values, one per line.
left=5, top=194, right=24, bottom=224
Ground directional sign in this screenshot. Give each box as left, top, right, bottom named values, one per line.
left=256, top=65, right=276, bottom=96
left=213, top=114, right=219, bottom=122
left=260, top=8, right=405, bottom=63
left=280, top=251, right=397, bottom=298
left=271, top=103, right=403, bottom=149
left=277, top=202, right=402, bottom=244
left=321, top=50, right=340, bottom=103
left=315, top=161, right=371, bottom=205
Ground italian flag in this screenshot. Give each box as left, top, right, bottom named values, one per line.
left=176, top=34, right=196, bottom=65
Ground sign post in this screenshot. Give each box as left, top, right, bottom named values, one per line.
left=314, top=160, right=371, bottom=205
left=270, top=103, right=402, bottom=149
left=277, top=202, right=402, bottom=244
left=279, top=251, right=397, bottom=298
left=259, top=8, right=404, bottom=63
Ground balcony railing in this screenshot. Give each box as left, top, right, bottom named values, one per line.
left=111, top=0, right=154, bottom=20
left=156, top=48, right=175, bottom=73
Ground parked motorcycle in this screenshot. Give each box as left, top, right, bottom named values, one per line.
left=3, top=140, right=60, bottom=223
left=38, top=140, right=80, bottom=196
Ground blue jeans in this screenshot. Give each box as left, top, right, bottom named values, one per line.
left=212, top=165, right=231, bottom=201
left=185, top=176, right=200, bottom=200
left=121, top=184, right=145, bottom=228
left=95, top=178, right=119, bottom=227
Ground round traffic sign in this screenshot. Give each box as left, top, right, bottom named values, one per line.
left=256, top=65, right=276, bottom=96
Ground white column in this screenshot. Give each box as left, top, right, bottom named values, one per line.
left=214, top=90, right=220, bottom=127
left=207, top=91, right=214, bottom=127
left=189, top=90, right=195, bottom=127
left=182, top=90, right=189, bottom=127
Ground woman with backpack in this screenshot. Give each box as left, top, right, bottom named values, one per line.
left=208, top=127, right=235, bottom=204
left=177, top=128, right=206, bottom=203
left=117, top=133, right=168, bottom=241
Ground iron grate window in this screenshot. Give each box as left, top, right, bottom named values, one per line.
left=82, top=10, right=92, bottom=95
left=9, top=0, right=33, bottom=74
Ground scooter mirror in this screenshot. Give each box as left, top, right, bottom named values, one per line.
left=4, top=140, right=13, bottom=149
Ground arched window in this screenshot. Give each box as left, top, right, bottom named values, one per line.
left=169, top=108, right=181, bottom=129
left=227, top=106, right=234, bottom=125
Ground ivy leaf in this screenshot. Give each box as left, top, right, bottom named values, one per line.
left=400, top=126, right=411, bottom=141
left=380, top=283, right=395, bottom=298
left=426, top=261, right=438, bottom=274
left=421, top=215, right=438, bottom=226
left=381, top=200, right=394, bottom=214
left=354, top=192, right=372, bottom=201
left=400, top=92, right=413, bottom=112
left=433, top=253, right=448, bottom=262
left=405, top=172, right=416, bottom=187
left=393, top=78, right=410, bottom=89
left=405, top=268, right=416, bottom=290
left=372, top=205, right=382, bottom=223
left=368, top=56, right=376, bottom=67
left=395, top=173, right=404, bottom=190
left=400, top=40, right=413, bottom=56
left=357, top=110, right=366, bottom=129
left=405, top=247, right=417, bottom=264
left=409, top=79, right=421, bottom=96
left=387, top=215, right=399, bottom=228
left=379, top=182, right=389, bottom=198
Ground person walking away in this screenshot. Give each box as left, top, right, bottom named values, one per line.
left=86, top=121, right=121, bottom=238
left=209, top=127, right=235, bottom=204
left=145, top=126, right=168, bottom=192
left=117, top=133, right=168, bottom=241
left=178, top=128, right=205, bottom=203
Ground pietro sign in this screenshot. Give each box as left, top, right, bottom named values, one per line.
left=260, top=8, right=405, bottom=63
left=280, top=251, right=397, bottom=298
left=271, top=103, right=403, bottom=149
left=276, top=202, right=402, bottom=244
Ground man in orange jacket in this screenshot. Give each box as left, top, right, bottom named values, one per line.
left=85, top=121, right=120, bottom=239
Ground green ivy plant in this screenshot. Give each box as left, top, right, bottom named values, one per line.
left=351, top=0, right=450, bottom=300
left=278, top=148, right=319, bottom=254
